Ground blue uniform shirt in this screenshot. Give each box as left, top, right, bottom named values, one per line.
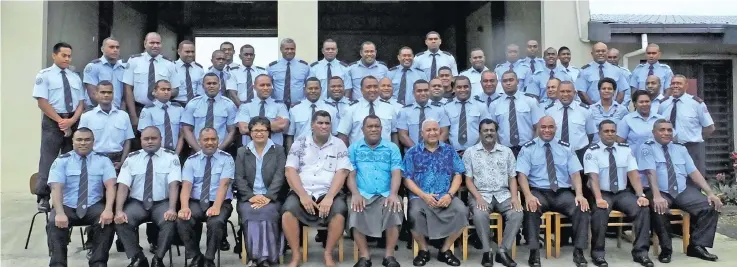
left=402, top=142, right=465, bottom=199
left=459, top=66, right=490, bottom=97
left=181, top=95, right=237, bottom=145
left=659, top=94, right=714, bottom=143
left=267, top=57, right=311, bottom=104
left=78, top=105, right=135, bottom=153
left=616, top=111, right=665, bottom=157
left=309, top=59, right=352, bottom=99
left=493, top=61, right=533, bottom=92
left=527, top=65, right=572, bottom=99
left=349, top=138, right=403, bottom=199
left=519, top=57, right=546, bottom=76
left=651, top=94, right=666, bottom=115
left=246, top=139, right=275, bottom=194
left=338, top=98, right=397, bottom=144
left=324, top=97, right=353, bottom=123
left=444, top=97, right=491, bottom=151
left=413, top=50, right=459, bottom=77
left=590, top=101, right=629, bottom=143
left=83, top=57, right=127, bottom=107
left=229, top=65, right=268, bottom=103
left=200, top=67, right=236, bottom=97
left=288, top=100, right=339, bottom=138
left=387, top=66, right=428, bottom=105
left=347, top=61, right=389, bottom=100
left=138, top=100, right=184, bottom=149
left=516, top=138, right=582, bottom=190
left=122, top=53, right=180, bottom=105
left=182, top=150, right=235, bottom=201
left=583, top=142, right=638, bottom=192
left=637, top=141, right=697, bottom=195
left=235, top=97, right=289, bottom=145
left=574, top=61, right=629, bottom=103
left=560, top=64, right=581, bottom=81
left=544, top=100, right=596, bottom=151
left=33, top=64, right=86, bottom=113
left=490, top=92, right=544, bottom=147
left=48, top=151, right=117, bottom=208
left=117, top=148, right=182, bottom=201
left=173, top=60, right=204, bottom=103
left=397, top=101, right=451, bottom=145
left=629, top=62, right=673, bottom=91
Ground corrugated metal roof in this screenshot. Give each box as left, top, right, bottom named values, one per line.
left=591, top=14, right=737, bottom=25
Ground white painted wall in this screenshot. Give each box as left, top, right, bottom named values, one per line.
left=159, top=24, right=178, bottom=60
left=540, top=0, right=591, bottom=67
left=465, top=2, right=493, bottom=68
left=112, top=2, right=145, bottom=60
left=46, top=1, right=99, bottom=72
left=278, top=0, right=317, bottom=63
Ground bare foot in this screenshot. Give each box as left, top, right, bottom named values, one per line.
left=324, top=252, right=337, bottom=267
left=285, top=257, right=301, bottom=267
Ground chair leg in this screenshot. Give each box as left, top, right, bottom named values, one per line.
left=168, top=247, right=173, bottom=267
left=682, top=213, right=690, bottom=253
left=217, top=249, right=221, bottom=267
left=353, top=240, right=358, bottom=263
left=79, top=228, right=85, bottom=249
left=462, top=227, right=468, bottom=261
left=554, top=215, right=561, bottom=258
left=545, top=214, right=552, bottom=259
left=413, top=239, right=418, bottom=257
left=25, top=211, right=45, bottom=249
left=512, top=239, right=517, bottom=259
left=338, top=235, right=344, bottom=263
left=241, top=228, right=248, bottom=265
left=616, top=217, right=623, bottom=249
left=652, top=234, right=660, bottom=256
left=302, top=227, right=309, bottom=263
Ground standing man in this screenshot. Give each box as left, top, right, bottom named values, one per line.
left=606, top=48, right=634, bottom=105
left=539, top=78, right=561, bottom=109
left=310, top=39, right=352, bottom=99
left=544, top=81, right=596, bottom=162
left=522, top=40, right=545, bottom=75
left=490, top=71, right=544, bottom=156
left=658, top=75, right=715, bottom=178
left=282, top=110, right=352, bottom=267
left=114, top=126, right=181, bottom=267
left=348, top=41, right=389, bottom=100
left=337, top=76, right=398, bottom=146
left=173, top=40, right=204, bottom=106
left=230, top=44, right=268, bottom=106
left=220, top=41, right=241, bottom=72
left=404, top=120, right=467, bottom=267
left=268, top=38, right=311, bottom=107
left=286, top=77, right=339, bottom=150
left=347, top=115, right=404, bottom=267
left=397, top=80, right=450, bottom=149
left=47, top=128, right=117, bottom=267
left=202, top=50, right=237, bottom=98
left=236, top=74, right=290, bottom=146
left=181, top=73, right=238, bottom=157
left=584, top=120, right=653, bottom=267
left=558, top=46, right=580, bottom=81
left=414, top=31, right=458, bottom=79
left=644, top=75, right=667, bottom=113
left=527, top=47, right=572, bottom=100
left=444, top=76, right=490, bottom=154
left=575, top=42, right=629, bottom=105
left=438, top=67, right=456, bottom=101
left=324, top=76, right=355, bottom=122
left=177, top=128, right=235, bottom=267
left=139, top=80, right=184, bottom=154
left=388, top=46, right=428, bottom=105
left=516, top=116, right=590, bottom=267
left=630, top=43, right=673, bottom=92
left=460, top=48, right=490, bottom=96
left=474, top=70, right=502, bottom=112
left=464, top=119, right=522, bottom=267
left=429, top=78, right=450, bottom=105
left=34, top=42, right=87, bottom=211
left=494, top=44, right=532, bottom=92
left=379, top=77, right=405, bottom=117
left=638, top=119, right=722, bottom=262
left=83, top=37, right=126, bottom=108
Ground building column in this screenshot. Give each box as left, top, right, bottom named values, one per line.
left=1, top=1, right=47, bottom=193
left=278, top=0, right=318, bottom=63
left=540, top=0, right=591, bottom=67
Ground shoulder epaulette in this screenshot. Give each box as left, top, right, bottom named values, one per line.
left=692, top=96, right=704, bottom=103
left=292, top=100, right=302, bottom=106
left=90, top=58, right=101, bottom=64
left=194, top=62, right=203, bottom=68
left=339, top=61, right=349, bottom=67
left=191, top=95, right=205, bottom=101
left=415, top=51, right=426, bottom=57
left=495, top=63, right=503, bottom=69
left=579, top=102, right=589, bottom=109
left=389, top=66, right=399, bottom=71
left=230, top=66, right=240, bottom=70
left=255, top=66, right=265, bottom=70
left=661, top=63, right=671, bottom=69
left=431, top=101, right=442, bottom=107
left=473, top=95, right=485, bottom=103
left=403, top=103, right=413, bottom=108
left=349, top=100, right=360, bottom=106
left=442, top=51, right=453, bottom=57
left=217, top=150, right=230, bottom=156
left=144, top=103, right=155, bottom=108
left=545, top=102, right=555, bottom=110
left=58, top=152, right=72, bottom=158
left=130, top=54, right=142, bottom=58
left=40, top=68, right=51, bottom=73
left=243, top=99, right=253, bottom=104
left=588, top=144, right=600, bottom=150
left=660, top=96, right=669, bottom=102
left=298, top=60, right=309, bottom=66
left=634, top=63, right=645, bottom=69
left=324, top=100, right=336, bottom=107
left=163, top=148, right=176, bottom=155
left=581, top=64, right=590, bottom=69
left=413, top=67, right=422, bottom=72
left=268, top=61, right=278, bottom=67
left=128, top=150, right=141, bottom=156
left=83, top=105, right=95, bottom=113
left=617, top=143, right=629, bottom=147
left=350, top=61, right=358, bottom=66
left=187, top=153, right=199, bottom=159
left=558, top=140, right=570, bottom=147
left=533, top=69, right=543, bottom=75
left=170, top=102, right=182, bottom=107
left=491, top=95, right=501, bottom=102
left=524, top=93, right=540, bottom=102
left=644, top=140, right=655, bottom=145
left=310, top=61, right=319, bottom=67
left=93, top=151, right=107, bottom=157
left=120, top=63, right=127, bottom=69
left=674, top=142, right=686, bottom=146
left=274, top=99, right=284, bottom=103
left=377, top=61, right=386, bottom=66
left=379, top=99, right=390, bottom=103
left=523, top=140, right=536, bottom=147
left=444, top=100, right=454, bottom=105
left=161, top=56, right=172, bottom=62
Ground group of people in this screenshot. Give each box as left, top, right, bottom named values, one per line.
left=33, top=29, right=724, bottom=267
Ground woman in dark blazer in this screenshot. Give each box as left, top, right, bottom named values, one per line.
left=234, top=116, right=286, bottom=267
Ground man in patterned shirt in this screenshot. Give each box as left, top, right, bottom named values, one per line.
left=463, top=119, right=523, bottom=267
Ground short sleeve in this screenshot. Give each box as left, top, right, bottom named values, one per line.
left=574, top=72, right=588, bottom=93
left=616, top=118, right=630, bottom=140
left=682, top=148, right=698, bottom=175
left=567, top=149, right=583, bottom=175
left=285, top=138, right=302, bottom=169
left=122, top=60, right=134, bottom=85
left=32, top=72, right=49, bottom=100
left=180, top=102, right=196, bottom=126
left=287, top=109, right=298, bottom=135
left=515, top=147, right=532, bottom=176
left=342, top=71, right=353, bottom=90
left=221, top=156, right=235, bottom=179
left=401, top=149, right=414, bottom=179
left=47, top=158, right=66, bottom=184
left=83, top=63, right=99, bottom=86
left=335, top=142, right=353, bottom=171
left=390, top=144, right=402, bottom=171
left=452, top=149, right=465, bottom=174
left=530, top=101, right=544, bottom=124
left=583, top=150, right=599, bottom=175
left=226, top=102, right=237, bottom=126
left=506, top=149, right=516, bottom=177
left=617, top=72, right=630, bottom=92
left=167, top=156, right=182, bottom=184
left=462, top=152, right=474, bottom=178
left=626, top=151, right=638, bottom=172
left=117, top=158, right=133, bottom=186
left=276, top=103, right=289, bottom=119
left=697, top=102, right=714, bottom=127
left=585, top=111, right=597, bottom=134
left=438, top=109, right=451, bottom=128
left=225, top=74, right=237, bottom=91
left=123, top=115, right=135, bottom=140
left=138, top=108, right=152, bottom=131
left=101, top=157, right=117, bottom=182
left=337, top=107, right=353, bottom=135
left=181, top=157, right=194, bottom=183
left=628, top=71, right=638, bottom=89
left=637, top=145, right=656, bottom=171
left=348, top=144, right=358, bottom=170
left=78, top=114, right=90, bottom=129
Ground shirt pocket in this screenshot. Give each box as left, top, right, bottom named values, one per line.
left=671, top=156, right=687, bottom=176
left=378, top=112, right=393, bottom=135
left=467, top=109, right=483, bottom=127
left=98, top=70, right=113, bottom=82
left=214, top=105, right=230, bottom=126
left=570, top=115, right=586, bottom=134
left=113, top=118, right=129, bottom=142
left=134, top=67, right=149, bottom=86
left=322, top=155, right=338, bottom=172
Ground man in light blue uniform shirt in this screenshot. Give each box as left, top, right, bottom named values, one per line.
left=177, top=128, right=235, bottom=267
left=607, top=48, right=634, bottom=105
left=444, top=76, right=490, bottom=153
left=388, top=46, right=428, bottom=105
left=229, top=44, right=268, bottom=107
left=474, top=71, right=503, bottom=114
left=220, top=41, right=241, bottom=72
left=79, top=81, right=135, bottom=169
left=139, top=80, right=184, bottom=153
left=202, top=50, right=237, bottom=98
left=83, top=37, right=126, bottom=108
left=429, top=78, right=451, bottom=105
left=182, top=73, right=238, bottom=156
left=348, top=41, right=389, bottom=100
left=521, top=40, right=546, bottom=76
left=286, top=77, right=339, bottom=150
left=414, top=31, right=458, bottom=79
left=236, top=74, right=290, bottom=146
left=575, top=42, right=629, bottom=105
left=558, top=46, right=581, bottom=81
left=173, top=40, right=204, bottom=106
left=539, top=78, right=561, bottom=109
left=267, top=38, right=311, bottom=106
left=309, top=39, right=352, bottom=100
left=338, top=76, right=398, bottom=146
left=544, top=81, right=596, bottom=161
left=528, top=47, right=572, bottom=100
left=379, top=77, right=405, bottom=118
left=494, top=44, right=532, bottom=92
left=630, top=44, right=673, bottom=93
left=324, top=76, right=356, bottom=122
left=459, top=48, right=490, bottom=96
left=644, top=75, right=667, bottom=114
left=490, top=71, right=544, bottom=156
left=397, top=80, right=450, bottom=149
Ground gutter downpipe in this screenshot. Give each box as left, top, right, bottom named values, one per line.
left=575, top=0, right=590, bottom=43
left=623, top=34, right=648, bottom=70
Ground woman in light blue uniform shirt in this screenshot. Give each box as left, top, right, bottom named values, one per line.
left=616, top=90, right=665, bottom=187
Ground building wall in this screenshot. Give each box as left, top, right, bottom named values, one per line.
left=46, top=1, right=99, bottom=72
left=465, top=2, right=494, bottom=68
left=505, top=0, right=542, bottom=53
left=540, top=0, right=591, bottom=67
left=112, top=2, right=145, bottom=60
left=279, top=0, right=317, bottom=63
left=158, top=24, right=178, bottom=59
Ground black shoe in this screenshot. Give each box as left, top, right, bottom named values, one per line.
left=354, top=257, right=372, bottom=267
left=495, top=252, right=516, bottom=267
left=591, top=256, right=607, bottom=267
left=481, top=252, right=494, bottom=267
left=148, top=243, right=158, bottom=254
left=187, top=254, right=204, bottom=267
left=38, top=198, right=50, bottom=212
left=573, top=249, right=588, bottom=267
left=528, top=250, right=541, bottom=267
left=413, top=250, right=430, bottom=266
left=257, top=260, right=271, bottom=267
left=658, top=251, right=672, bottom=263
left=150, top=257, right=165, bottom=267
left=220, top=238, right=230, bottom=251
left=127, top=253, right=148, bottom=267
left=633, top=255, right=654, bottom=267
left=116, top=239, right=125, bottom=252
left=203, top=259, right=216, bottom=267
left=86, top=249, right=92, bottom=260
left=686, top=245, right=718, bottom=261
left=315, top=230, right=327, bottom=242
left=382, top=256, right=400, bottom=267
left=436, top=250, right=461, bottom=266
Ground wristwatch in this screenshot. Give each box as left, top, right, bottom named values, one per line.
left=638, top=193, right=647, bottom=198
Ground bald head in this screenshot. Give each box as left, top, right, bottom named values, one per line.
left=538, top=116, right=557, bottom=141
left=144, top=32, right=162, bottom=56
left=607, top=48, right=621, bottom=65
left=646, top=75, right=662, bottom=96
left=592, top=42, right=608, bottom=63
left=538, top=116, right=555, bottom=126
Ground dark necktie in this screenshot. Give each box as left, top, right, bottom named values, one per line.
left=549, top=69, right=555, bottom=79
left=148, top=58, right=156, bottom=101
left=398, top=68, right=409, bottom=104
left=246, top=67, right=254, bottom=101
left=284, top=61, right=292, bottom=105
left=61, top=71, right=73, bottom=113
left=259, top=100, right=266, bottom=117
left=486, top=95, right=492, bottom=108
left=544, top=143, right=558, bottom=192
left=530, top=58, right=536, bottom=73
left=184, top=64, right=194, bottom=100
left=508, top=96, right=519, bottom=146
left=669, top=98, right=679, bottom=129
left=326, top=62, right=332, bottom=80
left=648, top=64, right=655, bottom=76
left=418, top=105, right=426, bottom=142
left=332, top=100, right=340, bottom=115
left=219, top=71, right=226, bottom=96
left=458, top=101, right=468, bottom=145
left=561, top=105, right=570, bottom=143
left=310, top=103, right=317, bottom=118
left=430, top=54, right=438, bottom=79
left=200, top=155, right=213, bottom=210
left=143, top=152, right=154, bottom=210
left=76, top=155, right=88, bottom=218
left=508, top=62, right=514, bottom=72
left=368, top=101, right=375, bottom=116
left=162, top=104, right=173, bottom=150
left=607, top=147, right=619, bottom=193
left=205, top=98, right=215, bottom=128
left=226, top=65, right=231, bottom=72
left=662, top=145, right=679, bottom=196
left=598, top=64, right=605, bottom=80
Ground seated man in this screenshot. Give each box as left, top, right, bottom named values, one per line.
left=638, top=119, right=722, bottom=263
left=403, top=119, right=467, bottom=267
left=47, top=128, right=117, bottom=267
left=177, top=127, right=235, bottom=267
left=282, top=110, right=352, bottom=267
left=347, top=115, right=403, bottom=267
left=584, top=120, right=653, bottom=267
left=517, top=116, right=590, bottom=267
left=114, top=126, right=181, bottom=267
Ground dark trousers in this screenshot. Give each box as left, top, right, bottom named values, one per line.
left=48, top=202, right=113, bottom=267
left=524, top=188, right=590, bottom=250
left=590, top=191, right=650, bottom=258
left=116, top=199, right=176, bottom=259
left=684, top=142, right=706, bottom=177
left=647, top=186, right=718, bottom=252
left=36, top=114, right=76, bottom=198
left=177, top=199, right=233, bottom=261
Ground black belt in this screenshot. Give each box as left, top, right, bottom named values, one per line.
left=46, top=113, right=73, bottom=120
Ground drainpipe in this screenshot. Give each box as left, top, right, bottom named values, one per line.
left=575, top=0, right=589, bottom=43
left=623, top=34, right=648, bottom=69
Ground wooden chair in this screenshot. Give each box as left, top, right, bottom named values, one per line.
left=651, top=209, right=690, bottom=256
left=302, top=226, right=343, bottom=263
left=461, top=213, right=519, bottom=261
